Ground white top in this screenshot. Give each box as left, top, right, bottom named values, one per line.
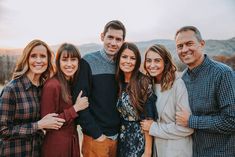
left=149, top=76, right=193, bottom=157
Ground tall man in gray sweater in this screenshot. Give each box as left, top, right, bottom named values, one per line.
left=72, top=20, right=126, bottom=157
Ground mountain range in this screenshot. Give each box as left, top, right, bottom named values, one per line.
left=1, top=38, right=235, bottom=58
left=0, top=37, right=234, bottom=86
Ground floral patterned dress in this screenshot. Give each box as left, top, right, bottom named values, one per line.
left=117, top=83, right=157, bottom=157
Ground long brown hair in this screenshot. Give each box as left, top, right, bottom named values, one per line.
left=144, top=44, right=177, bottom=91
left=116, top=42, right=151, bottom=115
left=13, top=39, right=55, bottom=84
left=55, top=43, right=81, bottom=103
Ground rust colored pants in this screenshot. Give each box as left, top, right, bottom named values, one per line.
left=82, top=134, right=117, bottom=157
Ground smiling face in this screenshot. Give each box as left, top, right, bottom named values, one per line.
left=175, top=30, right=205, bottom=69
left=119, top=48, right=136, bottom=75
left=145, top=50, right=164, bottom=80
left=28, top=45, right=48, bottom=76
left=101, top=28, right=124, bottom=59
left=59, top=51, right=79, bottom=80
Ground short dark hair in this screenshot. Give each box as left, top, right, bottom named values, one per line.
left=175, top=26, right=203, bottom=41
left=103, top=20, right=126, bottom=40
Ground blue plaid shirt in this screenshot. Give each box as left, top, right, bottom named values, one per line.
left=182, top=55, right=235, bottom=157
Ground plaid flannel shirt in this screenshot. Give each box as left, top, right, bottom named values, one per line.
left=0, top=75, right=43, bottom=157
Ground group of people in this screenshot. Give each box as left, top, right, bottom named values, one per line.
left=0, top=20, right=234, bottom=157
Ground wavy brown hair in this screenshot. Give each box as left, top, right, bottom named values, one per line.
left=115, top=42, right=151, bottom=115
left=55, top=43, right=81, bottom=103
left=144, top=44, right=177, bottom=91
left=13, top=39, right=55, bottom=84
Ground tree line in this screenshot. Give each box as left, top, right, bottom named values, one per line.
left=0, top=54, right=234, bottom=85
left=0, top=55, right=18, bottom=85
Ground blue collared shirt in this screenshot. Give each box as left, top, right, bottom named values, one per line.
left=182, top=55, right=235, bottom=157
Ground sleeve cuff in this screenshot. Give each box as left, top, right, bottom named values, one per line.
left=189, top=115, right=198, bottom=129
left=32, top=122, right=39, bottom=131
left=64, top=107, right=79, bottom=121
left=149, top=121, right=158, bottom=137
left=69, top=107, right=79, bottom=118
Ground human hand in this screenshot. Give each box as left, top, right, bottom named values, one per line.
left=38, top=113, right=65, bottom=130
left=140, top=119, right=154, bottom=132
left=176, top=104, right=190, bottom=127
left=74, top=90, right=89, bottom=112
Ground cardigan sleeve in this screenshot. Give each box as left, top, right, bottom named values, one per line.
left=40, top=79, right=78, bottom=126
left=149, top=79, right=193, bottom=139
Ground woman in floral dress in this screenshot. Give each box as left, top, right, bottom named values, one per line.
left=115, top=42, right=158, bottom=157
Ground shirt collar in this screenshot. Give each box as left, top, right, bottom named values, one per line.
left=100, top=49, right=115, bottom=64
left=21, top=74, right=41, bottom=91
left=186, top=54, right=212, bottom=77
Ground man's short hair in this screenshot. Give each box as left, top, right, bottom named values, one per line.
left=175, top=26, right=203, bottom=41
left=103, top=20, right=126, bottom=40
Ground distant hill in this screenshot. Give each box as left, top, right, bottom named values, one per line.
left=1, top=38, right=235, bottom=57
left=0, top=38, right=234, bottom=85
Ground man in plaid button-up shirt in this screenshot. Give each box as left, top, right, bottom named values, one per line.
left=175, top=26, right=235, bottom=157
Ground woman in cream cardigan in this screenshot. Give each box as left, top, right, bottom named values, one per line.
left=141, top=44, right=193, bottom=157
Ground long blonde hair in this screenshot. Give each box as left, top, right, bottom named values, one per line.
left=13, top=39, right=55, bottom=84
left=144, top=44, right=177, bottom=91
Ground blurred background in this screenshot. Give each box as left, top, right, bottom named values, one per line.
left=1, top=0, right=235, bottom=91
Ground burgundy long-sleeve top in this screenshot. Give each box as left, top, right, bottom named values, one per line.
left=40, top=77, right=80, bottom=157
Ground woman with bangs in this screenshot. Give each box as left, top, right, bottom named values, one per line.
left=115, top=42, right=158, bottom=157
left=140, top=44, right=193, bottom=157
left=41, top=43, right=89, bottom=157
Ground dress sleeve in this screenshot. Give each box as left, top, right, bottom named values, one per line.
left=143, top=93, right=158, bottom=120
left=141, top=83, right=158, bottom=120
left=40, top=79, right=78, bottom=126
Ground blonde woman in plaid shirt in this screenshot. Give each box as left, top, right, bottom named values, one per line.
left=0, top=39, right=65, bottom=157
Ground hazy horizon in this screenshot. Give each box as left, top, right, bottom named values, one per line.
left=0, top=0, right=235, bottom=48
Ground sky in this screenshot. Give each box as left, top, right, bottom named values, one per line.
left=0, top=0, right=235, bottom=48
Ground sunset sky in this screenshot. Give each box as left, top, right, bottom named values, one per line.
left=0, top=0, right=235, bottom=48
